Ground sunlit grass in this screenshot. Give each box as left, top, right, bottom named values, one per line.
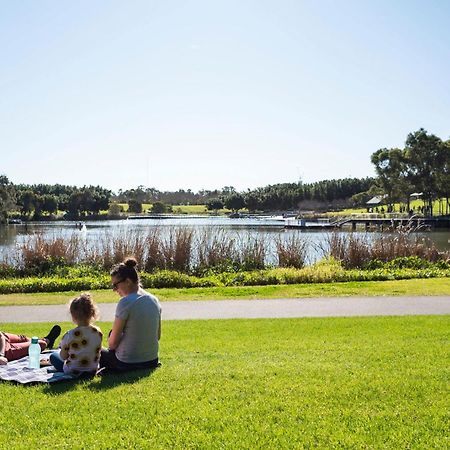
left=0, top=316, right=448, bottom=449
left=330, top=198, right=448, bottom=216
left=117, top=203, right=233, bottom=215
left=0, top=277, right=449, bottom=306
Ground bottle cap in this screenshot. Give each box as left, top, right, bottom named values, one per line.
left=31, top=337, right=39, bottom=344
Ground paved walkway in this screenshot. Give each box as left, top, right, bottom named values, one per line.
left=1, top=296, right=449, bottom=323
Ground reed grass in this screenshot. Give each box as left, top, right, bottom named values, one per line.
left=238, top=234, right=266, bottom=271
left=274, top=234, right=308, bottom=268
left=196, top=229, right=240, bottom=273
left=1, top=227, right=448, bottom=277
left=160, top=228, right=194, bottom=272
left=323, top=231, right=449, bottom=269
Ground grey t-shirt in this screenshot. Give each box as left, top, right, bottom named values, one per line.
left=115, top=289, right=161, bottom=363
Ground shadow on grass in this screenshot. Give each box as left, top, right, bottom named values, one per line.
left=43, top=366, right=160, bottom=395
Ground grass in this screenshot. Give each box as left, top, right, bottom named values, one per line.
left=331, top=198, right=449, bottom=217
left=0, top=316, right=448, bottom=449
left=117, top=203, right=233, bottom=215
left=0, top=277, right=449, bottom=307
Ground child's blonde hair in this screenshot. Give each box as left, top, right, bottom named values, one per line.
left=69, top=293, right=99, bottom=324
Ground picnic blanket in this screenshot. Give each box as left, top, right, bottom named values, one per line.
left=0, top=352, right=76, bottom=384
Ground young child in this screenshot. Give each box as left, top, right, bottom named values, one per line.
left=50, top=293, right=103, bottom=375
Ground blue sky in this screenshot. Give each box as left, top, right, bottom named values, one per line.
left=1, top=0, right=449, bottom=193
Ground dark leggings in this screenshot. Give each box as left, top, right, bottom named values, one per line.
left=50, top=351, right=64, bottom=371
left=50, top=351, right=96, bottom=377
left=100, top=349, right=159, bottom=372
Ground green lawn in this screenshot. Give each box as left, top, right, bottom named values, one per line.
left=0, top=316, right=448, bottom=448
left=331, top=198, right=449, bottom=217
left=0, top=278, right=449, bottom=307
left=117, top=203, right=233, bottom=215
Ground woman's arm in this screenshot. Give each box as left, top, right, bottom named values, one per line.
left=158, top=316, right=161, bottom=341
left=108, top=317, right=126, bottom=350
left=0, top=333, right=5, bottom=357
left=0, top=333, right=7, bottom=364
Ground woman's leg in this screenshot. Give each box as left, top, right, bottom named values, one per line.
left=2, top=333, right=29, bottom=344
left=99, top=349, right=159, bottom=372
left=5, top=340, right=47, bottom=361
left=99, top=349, right=121, bottom=370
left=50, top=351, right=65, bottom=371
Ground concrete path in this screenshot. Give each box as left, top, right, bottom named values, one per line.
left=0, top=296, right=449, bottom=323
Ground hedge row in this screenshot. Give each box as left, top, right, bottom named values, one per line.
left=0, top=266, right=449, bottom=294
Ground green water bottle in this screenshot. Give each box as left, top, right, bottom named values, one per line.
left=28, top=337, right=41, bottom=369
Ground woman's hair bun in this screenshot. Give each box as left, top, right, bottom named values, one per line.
left=123, top=257, right=137, bottom=268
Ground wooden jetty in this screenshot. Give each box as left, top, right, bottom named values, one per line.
left=285, top=215, right=450, bottom=230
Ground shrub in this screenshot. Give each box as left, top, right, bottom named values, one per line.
left=0, top=265, right=448, bottom=294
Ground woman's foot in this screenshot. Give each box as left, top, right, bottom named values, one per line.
left=43, top=325, right=61, bottom=349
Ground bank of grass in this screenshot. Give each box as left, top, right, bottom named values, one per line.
left=118, top=203, right=231, bottom=215
left=1, top=277, right=449, bottom=307
left=331, top=198, right=448, bottom=217
left=0, top=316, right=448, bottom=449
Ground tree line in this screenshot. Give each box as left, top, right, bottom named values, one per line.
left=0, top=128, right=448, bottom=222
left=0, top=181, right=111, bottom=221
left=204, top=178, right=375, bottom=212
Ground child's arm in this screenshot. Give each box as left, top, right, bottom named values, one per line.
left=59, top=333, right=70, bottom=360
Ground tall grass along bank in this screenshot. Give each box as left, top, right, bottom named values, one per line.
left=1, top=228, right=448, bottom=278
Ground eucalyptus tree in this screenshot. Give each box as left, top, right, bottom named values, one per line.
left=0, top=175, right=16, bottom=223
left=224, top=193, right=246, bottom=212
left=205, top=198, right=224, bottom=211
left=371, top=147, right=411, bottom=210
left=17, top=190, right=35, bottom=217
left=435, top=139, right=450, bottom=215
left=404, top=129, right=444, bottom=216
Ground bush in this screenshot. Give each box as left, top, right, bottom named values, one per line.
left=0, top=264, right=448, bottom=294
left=151, top=201, right=167, bottom=214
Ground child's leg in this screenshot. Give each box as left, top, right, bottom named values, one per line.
left=50, top=351, right=65, bottom=371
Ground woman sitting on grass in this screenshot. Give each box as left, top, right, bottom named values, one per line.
left=0, top=326, right=61, bottom=365
left=50, top=293, right=103, bottom=376
left=100, top=257, right=161, bottom=372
